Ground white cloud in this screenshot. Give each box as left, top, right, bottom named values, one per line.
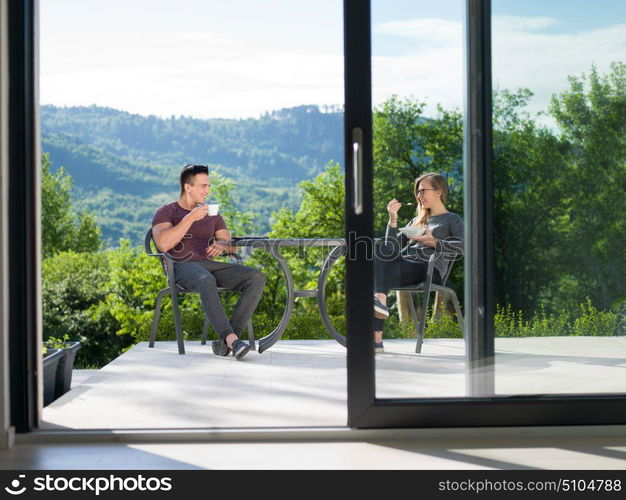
left=372, top=49, right=463, bottom=114
left=179, top=31, right=232, bottom=44
left=375, top=17, right=461, bottom=46
left=41, top=52, right=344, bottom=119
left=372, top=17, right=463, bottom=115
left=492, top=15, right=561, bottom=32
left=371, top=16, right=625, bottom=122
left=492, top=20, right=625, bottom=104
left=40, top=15, right=625, bottom=120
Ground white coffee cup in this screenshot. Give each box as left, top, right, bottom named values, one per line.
left=207, top=203, right=219, bottom=216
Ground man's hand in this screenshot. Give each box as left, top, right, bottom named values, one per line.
left=184, top=205, right=209, bottom=223
left=206, top=240, right=228, bottom=257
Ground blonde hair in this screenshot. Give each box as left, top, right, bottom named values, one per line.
left=413, top=173, right=448, bottom=226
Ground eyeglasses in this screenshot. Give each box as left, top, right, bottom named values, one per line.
left=416, top=188, right=436, bottom=196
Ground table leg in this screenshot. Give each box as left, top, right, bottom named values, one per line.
left=257, top=245, right=296, bottom=353
left=317, top=245, right=347, bottom=347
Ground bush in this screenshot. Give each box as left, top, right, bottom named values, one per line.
left=493, top=300, right=622, bottom=337
left=423, top=314, right=463, bottom=338
left=101, top=239, right=171, bottom=342
left=249, top=309, right=345, bottom=341
left=141, top=308, right=207, bottom=343
left=42, top=251, right=133, bottom=368
left=571, top=298, right=622, bottom=337
left=376, top=299, right=624, bottom=340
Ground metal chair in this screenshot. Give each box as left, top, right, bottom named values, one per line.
left=390, top=253, right=465, bottom=354
left=144, top=228, right=255, bottom=355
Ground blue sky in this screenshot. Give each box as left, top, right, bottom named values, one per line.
left=40, top=0, right=625, bottom=120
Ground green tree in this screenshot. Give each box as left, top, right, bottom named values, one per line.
left=549, top=62, right=626, bottom=311
left=41, top=153, right=102, bottom=257
left=270, top=161, right=344, bottom=239
left=492, top=88, right=571, bottom=314
left=493, top=63, right=625, bottom=317
left=208, top=171, right=256, bottom=236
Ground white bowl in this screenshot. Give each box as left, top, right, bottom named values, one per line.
left=398, top=225, right=426, bottom=238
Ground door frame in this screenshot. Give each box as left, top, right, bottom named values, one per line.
left=6, top=0, right=626, bottom=434
left=7, top=0, right=41, bottom=433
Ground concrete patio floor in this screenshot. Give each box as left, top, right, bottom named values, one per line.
left=41, top=337, right=626, bottom=430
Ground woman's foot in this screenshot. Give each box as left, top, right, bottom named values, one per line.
left=374, top=341, right=384, bottom=353
left=373, top=295, right=389, bottom=319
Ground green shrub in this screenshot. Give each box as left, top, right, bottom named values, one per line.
left=376, top=299, right=624, bottom=341
left=378, top=315, right=415, bottom=339
left=494, top=304, right=521, bottom=337
left=571, top=298, right=622, bottom=337
left=139, top=308, right=207, bottom=342
left=42, top=250, right=133, bottom=368
left=251, top=310, right=345, bottom=341
left=423, top=313, right=463, bottom=338
left=493, top=299, right=623, bottom=337
left=44, top=334, right=70, bottom=349
left=101, top=239, right=168, bottom=341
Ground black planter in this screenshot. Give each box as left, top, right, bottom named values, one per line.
left=54, top=341, right=82, bottom=399
left=42, top=349, right=64, bottom=406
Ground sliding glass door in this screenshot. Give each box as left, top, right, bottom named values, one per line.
left=344, top=0, right=626, bottom=428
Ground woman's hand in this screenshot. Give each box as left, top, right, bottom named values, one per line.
left=386, top=199, right=402, bottom=227
left=387, top=199, right=402, bottom=220
left=411, top=226, right=437, bottom=247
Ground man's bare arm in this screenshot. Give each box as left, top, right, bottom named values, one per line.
left=214, top=228, right=231, bottom=242
left=208, top=228, right=237, bottom=256
left=153, top=206, right=208, bottom=252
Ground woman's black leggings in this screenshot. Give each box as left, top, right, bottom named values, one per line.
left=373, top=241, right=429, bottom=332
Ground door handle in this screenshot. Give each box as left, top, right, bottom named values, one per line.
left=352, top=127, right=363, bottom=215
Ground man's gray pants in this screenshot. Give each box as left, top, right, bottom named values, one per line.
left=173, top=259, right=266, bottom=340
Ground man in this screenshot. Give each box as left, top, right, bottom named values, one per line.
left=151, top=164, right=266, bottom=360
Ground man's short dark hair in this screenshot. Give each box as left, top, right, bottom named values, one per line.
left=180, top=164, right=209, bottom=195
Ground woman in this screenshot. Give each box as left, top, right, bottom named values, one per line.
left=373, top=172, right=464, bottom=353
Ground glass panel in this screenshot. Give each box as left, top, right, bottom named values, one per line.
left=372, top=1, right=467, bottom=398
left=39, top=0, right=346, bottom=428
left=374, top=0, right=626, bottom=401
left=491, top=0, right=626, bottom=395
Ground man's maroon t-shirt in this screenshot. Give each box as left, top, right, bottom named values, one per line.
left=151, top=201, right=227, bottom=261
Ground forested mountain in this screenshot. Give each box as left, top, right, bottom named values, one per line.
left=41, top=104, right=344, bottom=246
